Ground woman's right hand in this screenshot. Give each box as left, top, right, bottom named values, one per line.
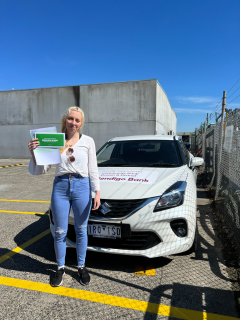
left=28, top=138, right=39, bottom=154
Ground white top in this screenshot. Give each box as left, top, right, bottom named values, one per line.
left=29, top=134, right=100, bottom=192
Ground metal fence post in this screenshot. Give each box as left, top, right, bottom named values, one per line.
left=215, top=91, right=226, bottom=200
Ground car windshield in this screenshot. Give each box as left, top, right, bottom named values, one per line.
left=97, top=140, right=181, bottom=167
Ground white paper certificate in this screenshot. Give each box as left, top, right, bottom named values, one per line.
left=30, top=127, right=62, bottom=165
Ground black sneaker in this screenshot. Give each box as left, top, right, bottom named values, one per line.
left=78, top=267, right=90, bottom=285
left=50, top=268, right=65, bottom=287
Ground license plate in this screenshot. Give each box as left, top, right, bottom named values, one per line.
left=88, top=224, right=121, bottom=239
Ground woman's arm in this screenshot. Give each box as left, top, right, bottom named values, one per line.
left=28, top=138, right=51, bottom=175
left=88, top=138, right=101, bottom=210
left=92, top=190, right=101, bottom=211
left=28, top=138, right=39, bottom=164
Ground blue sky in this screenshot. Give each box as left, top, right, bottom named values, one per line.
left=0, top=0, right=239, bottom=132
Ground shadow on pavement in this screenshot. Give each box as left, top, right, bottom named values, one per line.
left=0, top=214, right=55, bottom=276
left=0, top=178, right=239, bottom=319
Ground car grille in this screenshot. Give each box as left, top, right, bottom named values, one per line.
left=90, top=198, right=146, bottom=219
left=67, top=225, right=161, bottom=250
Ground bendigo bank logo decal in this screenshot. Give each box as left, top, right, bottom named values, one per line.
left=99, top=176, right=149, bottom=183
left=98, top=170, right=158, bottom=185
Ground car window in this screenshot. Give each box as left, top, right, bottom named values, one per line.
left=97, top=143, right=115, bottom=163
left=97, top=140, right=181, bottom=167
left=180, top=141, right=190, bottom=166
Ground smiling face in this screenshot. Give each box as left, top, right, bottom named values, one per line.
left=65, top=110, right=82, bottom=135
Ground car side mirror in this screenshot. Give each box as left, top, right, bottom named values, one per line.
left=190, top=157, right=204, bottom=167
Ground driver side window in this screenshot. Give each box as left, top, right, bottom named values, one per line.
left=180, top=142, right=190, bottom=167
left=97, top=143, right=115, bottom=163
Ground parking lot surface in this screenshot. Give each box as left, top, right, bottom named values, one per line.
left=0, top=159, right=239, bottom=320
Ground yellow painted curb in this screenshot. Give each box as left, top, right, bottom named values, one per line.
left=0, top=163, right=24, bottom=168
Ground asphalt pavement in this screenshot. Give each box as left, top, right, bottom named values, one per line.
left=0, top=159, right=239, bottom=320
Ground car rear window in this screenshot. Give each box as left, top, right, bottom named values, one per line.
left=97, top=140, right=181, bottom=167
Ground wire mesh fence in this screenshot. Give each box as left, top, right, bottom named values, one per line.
left=195, top=110, right=240, bottom=258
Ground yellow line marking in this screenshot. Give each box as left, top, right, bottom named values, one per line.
left=0, top=199, right=50, bottom=203
left=0, top=276, right=238, bottom=320
left=0, top=210, right=48, bottom=215
left=135, top=265, right=155, bottom=276
left=0, top=229, right=50, bottom=264
left=5, top=166, right=9, bottom=167
left=135, top=265, right=145, bottom=275
left=0, top=167, right=3, bottom=168
left=145, top=265, right=155, bottom=276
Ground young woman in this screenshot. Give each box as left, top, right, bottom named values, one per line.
left=28, top=106, right=100, bottom=287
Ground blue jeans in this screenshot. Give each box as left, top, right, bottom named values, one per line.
left=51, top=174, right=92, bottom=267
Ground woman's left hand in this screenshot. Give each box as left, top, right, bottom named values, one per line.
left=92, top=191, right=101, bottom=210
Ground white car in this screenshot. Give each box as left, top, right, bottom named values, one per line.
left=49, top=135, right=204, bottom=258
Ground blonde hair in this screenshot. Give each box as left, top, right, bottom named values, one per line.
left=61, top=106, right=85, bottom=134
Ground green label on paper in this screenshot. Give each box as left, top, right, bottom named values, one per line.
left=35, top=133, right=65, bottom=148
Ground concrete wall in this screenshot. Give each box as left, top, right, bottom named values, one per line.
left=177, top=132, right=193, bottom=144
left=156, top=81, right=177, bottom=135
left=0, top=86, right=79, bottom=158
left=80, top=80, right=157, bottom=149
left=0, top=80, right=176, bottom=158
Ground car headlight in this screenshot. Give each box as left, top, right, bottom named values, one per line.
left=154, top=181, right=187, bottom=212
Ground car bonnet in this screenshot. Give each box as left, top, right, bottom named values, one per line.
left=95, top=166, right=188, bottom=200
